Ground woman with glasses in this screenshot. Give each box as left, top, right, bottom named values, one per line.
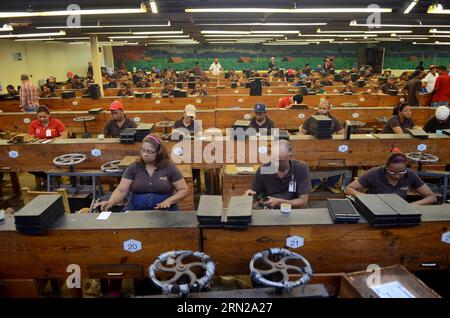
left=97, top=134, right=189, bottom=211
left=344, top=153, right=436, bottom=206
left=382, top=102, right=418, bottom=134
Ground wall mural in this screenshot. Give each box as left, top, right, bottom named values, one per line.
left=113, top=44, right=450, bottom=71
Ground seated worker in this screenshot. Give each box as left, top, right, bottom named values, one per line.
left=301, top=100, right=344, bottom=193
left=344, top=152, right=436, bottom=205
left=161, top=82, right=175, bottom=97
left=46, top=76, right=59, bottom=90
left=309, top=79, right=325, bottom=94
left=29, top=105, right=67, bottom=139
left=40, top=84, right=55, bottom=98
left=103, top=100, right=137, bottom=138
left=190, top=82, right=208, bottom=96
left=244, top=140, right=311, bottom=208
left=117, top=83, right=133, bottom=97
left=340, top=79, right=356, bottom=94
left=173, top=104, right=197, bottom=133
left=320, top=74, right=334, bottom=86
left=382, top=102, right=418, bottom=134
left=423, top=106, right=450, bottom=133
left=249, top=103, right=275, bottom=134
left=300, top=100, right=344, bottom=135
left=97, top=134, right=189, bottom=211
left=71, top=75, right=86, bottom=90
left=379, top=75, right=398, bottom=95
left=277, top=93, right=303, bottom=109
left=6, top=84, right=18, bottom=97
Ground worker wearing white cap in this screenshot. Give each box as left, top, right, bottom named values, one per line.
left=423, top=106, right=450, bottom=133
left=173, top=104, right=197, bottom=132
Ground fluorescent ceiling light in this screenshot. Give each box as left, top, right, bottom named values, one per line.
left=276, top=38, right=334, bottom=42
left=427, top=4, right=450, bottom=14
left=150, top=1, right=158, bottom=14
left=37, top=22, right=171, bottom=29
left=133, top=31, right=183, bottom=35
left=263, top=42, right=318, bottom=45
left=251, top=30, right=300, bottom=34
left=109, top=35, right=189, bottom=39
left=201, top=31, right=251, bottom=34
left=399, top=37, right=430, bottom=40
left=206, top=38, right=273, bottom=41
left=199, top=22, right=327, bottom=26
left=429, top=29, right=450, bottom=34
left=88, top=32, right=132, bottom=35
left=1, top=24, right=13, bottom=31
left=300, top=34, right=376, bottom=37
left=0, top=6, right=147, bottom=18
left=404, top=1, right=419, bottom=14
left=0, top=30, right=66, bottom=38
left=14, top=38, right=55, bottom=42
left=186, top=8, right=392, bottom=13
left=349, top=21, right=450, bottom=28
left=365, top=30, right=412, bottom=34
left=429, top=35, right=450, bottom=38
left=203, top=34, right=285, bottom=37
left=334, top=41, right=379, bottom=44
left=317, top=29, right=363, bottom=33
left=413, top=41, right=450, bottom=45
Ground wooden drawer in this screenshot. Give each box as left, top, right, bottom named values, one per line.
left=87, top=264, right=143, bottom=279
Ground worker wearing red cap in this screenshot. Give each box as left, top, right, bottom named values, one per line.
left=103, top=100, right=137, bottom=138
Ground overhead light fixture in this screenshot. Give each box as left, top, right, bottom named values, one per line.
left=300, top=34, right=377, bottom=37
left=276, top=38, right=334, bottom=42
left=203, top=34, right=285, bottom=37
left=429, top=28, right=450, bottom=34
left=427, top=3, right=450, bottom=14
left=317, top=28, right=363, bottom=33
left=399, top=37, right=430, bottom=40
left=263, top=42, right=319, bottom=45
left=404, top=1, right=419, bottom=14
left=14, top=38, right=54, bottom=42
left=349, top=21, right=450, bottom=28
left=37, top=22, right=171, bottom=29
left=201, top=31, right=251, bottom=34
left=413, top=41, right=450, bottom=45
left=1, top=24, right=13, bottom=31
left=199, top=22, right=327, bottom=26
left=251, top=30, right=300, bottom=34
left=0, top=30, right=66, bottom=38
left=150, top=1, right=158, bottom=14
left=186, top=7, right=392, bottom=13
left=334, top=41, right=379, bottom=44
left=365, top=30, right=413, bottom=34
left=0, top=5, right=147, bottom=18
left=109, top=35, right=189, bottom=39
left=429, top=34, right=450, bottom=38
left=133, top=31, right=183, bottom=35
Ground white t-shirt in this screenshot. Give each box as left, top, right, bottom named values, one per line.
left=422, top=72, right=438, bottom=93
left=209, top=62, right=223, bottom=75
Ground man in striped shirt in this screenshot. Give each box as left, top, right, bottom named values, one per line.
left=19, top=74, right=39, bottom=112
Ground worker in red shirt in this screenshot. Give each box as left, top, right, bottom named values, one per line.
left=277, top=93, right=303, bottom=108
left=431, top=65, right=450, bottom=107
left=29, top=105, right=67, bottom=139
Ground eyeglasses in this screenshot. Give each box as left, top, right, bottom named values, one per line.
left=386, top=169, right=407, bottom=175
left=140, top=148, right=157, bottom=155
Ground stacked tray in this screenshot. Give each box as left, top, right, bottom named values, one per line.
left=135, top=123, right=154, bottom=141
left=408, top=128, right=429, bottom=139
left=14, top=195, right=65, bottom=234
left=197, top=195, right=223, bottom=228
left=309, top=115, right=333, bottom=140
left=353, top=194, right=421, bottom=226
left=120, top=128, right=136, bottom=143
left=224, top=196, right=253, bottom=229
left=327, top=198, right=360, bottom=224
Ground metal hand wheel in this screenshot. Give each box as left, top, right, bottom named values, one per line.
left=149, top=250, right=215, bottom=296
left=53, top=153, right=87, bottom=167
left=100, top=160, right=123, bottom=173
left=250, top=248, right=313, bottom=292
left=405, top=152, right=439, bottom=164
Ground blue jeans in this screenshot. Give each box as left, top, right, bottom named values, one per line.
left=311, top=175, right=341, bottom=188
left=431, top=101, right=449, bottom=107
left=23, top=106, right=37, bottom=112
left=122, top=192, right=178, bottom=211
